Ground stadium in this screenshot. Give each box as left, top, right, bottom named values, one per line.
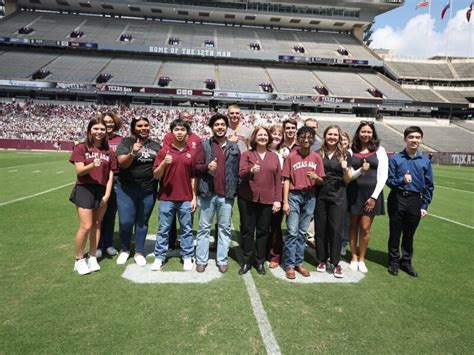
left=0, top=0, right=473, bottom=353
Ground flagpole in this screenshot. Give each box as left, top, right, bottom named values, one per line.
left=445, top=1, right=453, bottom=60
left=425, top=1, right=431, bottom=58
left=468, top=11, right=473, bottom=58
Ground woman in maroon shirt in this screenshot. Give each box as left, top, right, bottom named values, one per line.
left=69, top=116, right=116, bottom=275
left=238, top=126, right=282, bottom=275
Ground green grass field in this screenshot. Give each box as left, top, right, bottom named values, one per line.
left=1, top=150, right=473, bottom=354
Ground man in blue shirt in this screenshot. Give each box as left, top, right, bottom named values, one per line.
left=386, top=126, right=434, bottom=277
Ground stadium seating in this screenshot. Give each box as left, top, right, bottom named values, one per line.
left=104, top=58, right=163, bottom=86
left=385, top=60, right=455, bottom=80
left=0, top=50, right=57, bottom=79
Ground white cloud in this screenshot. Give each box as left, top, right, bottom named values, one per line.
left=370, top=9, right=474, bottom=58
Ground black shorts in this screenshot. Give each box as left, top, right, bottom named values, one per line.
left=69, top=184, right=106, bottom=209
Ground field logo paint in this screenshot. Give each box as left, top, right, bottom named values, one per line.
left=121, top=235, right=223, bottom=284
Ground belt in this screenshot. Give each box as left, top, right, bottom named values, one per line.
left=397, top=190, right=421, bottom=197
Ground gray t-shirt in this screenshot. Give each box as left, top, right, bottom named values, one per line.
left=227, top=126, right=252, bottom=152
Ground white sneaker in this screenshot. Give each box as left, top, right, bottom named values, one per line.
left=358, top=261, right=368, bottom=273
left=87, top=256, right=101, bottom=272
left=116, top=251, right=130, bottom=265
left=74, top=258, right=91, bottom=275
left=183, top=258, right=193, bottom=271
left=134, top=254, right=147, bottom=267
left=95, top=249, right=103, bottom=258
left=106, top=247, right=118, bottom=256
left=316, top=261, right=327, bottom=273
left=349, top=260, right=359, bottom=271
left=151, top=258, right=163, bottom=271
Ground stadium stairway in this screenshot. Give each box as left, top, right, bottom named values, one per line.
left=446, top=61, right=460, bottom=80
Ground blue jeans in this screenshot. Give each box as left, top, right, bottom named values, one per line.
left=196, top=195, right=234, bottom=266
left=154, top=200, right=194, bottom=261
left=116, top=181, right=156, bottom=254
left=284, top=190, right=316, bottom=268
left=99, top=177, right=118, bottom=250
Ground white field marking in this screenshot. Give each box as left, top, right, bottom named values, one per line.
left=242, top=273, right=281, bottom=355
left=436, top=185, right=474, bottom=194
left=32, top=170, right=41, bottom=173
left=7, top=170, right=17, bottom=172
left=56, top=171, right=64, bottom=174
left=121, top=235, right=222, bottom=284
left=429, top=214, right=474, bottom=230
left=0, top=160, right=64, bottom=170
left=232, top=240, right=281, bottom=355
left=0, top=182, right=74, bottom=207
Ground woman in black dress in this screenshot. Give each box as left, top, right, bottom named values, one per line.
left=347, top=121, right=388, bottom=273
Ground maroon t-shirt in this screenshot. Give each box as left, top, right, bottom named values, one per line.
left=282, top=150, right=325, bottom=191
left=238, top=150, right=282, bottom=205
left=163, top=132, right=202, bottom=159
left=70, top=143, right=117, bottom=186
left=212, top=140, right=226, bottom=196
left=108, top=134, right=122, bottom=152
left=153, top=145, right=195, bottom=201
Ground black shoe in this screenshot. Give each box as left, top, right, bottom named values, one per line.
left=255, top=264, right=266, bottom=275
left=400, top=264, right=418, bottom=277
left=388, top=265, right=399, bottom=276
left=239, top=264, right=251, bottom=275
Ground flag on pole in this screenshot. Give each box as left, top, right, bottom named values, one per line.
left=441, top=1, right=451, bottom=20
left=467, top=2, right=473, bottom=22
left=416, top=1, right=429, bottom=10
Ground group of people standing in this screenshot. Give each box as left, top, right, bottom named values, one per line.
left=69, top=104, right=434, bottom=279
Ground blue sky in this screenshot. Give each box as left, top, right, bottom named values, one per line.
left=370, top=0, right=473, bottom=57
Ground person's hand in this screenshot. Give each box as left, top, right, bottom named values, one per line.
left=341, top=159, right=348, bottom=170
left=228, top=133, right=238, bottom=143
left=362, top=159, right=370, bottom=172
left=283, top=202, right=290, bottom=216
left=93, top=158, right=101, bottom=167
left=251, top=163, right=261, bottom=174
left=364, top=197, right=375, bottom=213
left=208, top=158, right=217, bottom=171
left=99, top=196, right=109, bottom=207
left=164, top=150, right=172, bottom=165
left=421, top=209, right=428, bottom=218
left=404, top=170, right=412, bottom=184
left=306, top=170, right=319, bottom=180
left=132, top=138, right=141, bottom=155
left=272, top=201, right=281, bottom=213
left=191, top=196, right=197, bottom=212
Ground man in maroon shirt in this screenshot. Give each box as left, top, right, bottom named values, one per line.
left=163, top=110, right=202, bottom=251
left=282, top=126, right=325, bottom=279
left=151, top=118, right=197, bottom=271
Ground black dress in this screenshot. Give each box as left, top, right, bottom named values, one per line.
left=347, top=150, right=385, bottom=216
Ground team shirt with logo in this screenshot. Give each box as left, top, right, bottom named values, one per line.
left=282, top=150, right=325, bottom=191
left=153, top=145, right=195, bottom=201
left=69, top=143, right=117, bottom=186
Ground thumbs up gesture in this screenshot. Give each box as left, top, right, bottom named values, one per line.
left=362, top=158, right=370, bottom=171
left=208, top=158, right=218, bottom=171
left=229, top=133, right=238, bottom=143
left=164, top=150, right=172, bottom=165
left=132, top=138, right=141, bottom=155
left=251, top=162, right=261, bottom=174
left=93, top=158, right=101, bottom=167
left=341, top=159, right=348, bottom=170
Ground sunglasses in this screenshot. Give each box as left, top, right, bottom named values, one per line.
left=360, top=120, right=374, bottom=126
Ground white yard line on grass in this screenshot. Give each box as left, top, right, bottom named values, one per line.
left=0, top=160, right=64, bottom=170
left=430, top=214, right=474, bottom=230
left=242, top=273, right=281, bottom=355
left=436, top=185, right=474, bottom=194
left=0, top=182, right=74, bottom=207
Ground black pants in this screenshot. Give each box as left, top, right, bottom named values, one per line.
left=238, top=198, right=273, bottom=266
left=315, top=198, right=346, bottom=266
left=387, top=190, right=422, bottom=267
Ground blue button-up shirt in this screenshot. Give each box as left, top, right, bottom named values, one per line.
left=386, top=149, right=434, bottom=210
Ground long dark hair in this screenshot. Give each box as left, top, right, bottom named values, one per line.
left=85, top=117, right=109, bottom=151
left=130, top=117, right=150, bottom=140
left=320, top=124, right=347, bottom=161
left=351, top=121, right=380, bottom=153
